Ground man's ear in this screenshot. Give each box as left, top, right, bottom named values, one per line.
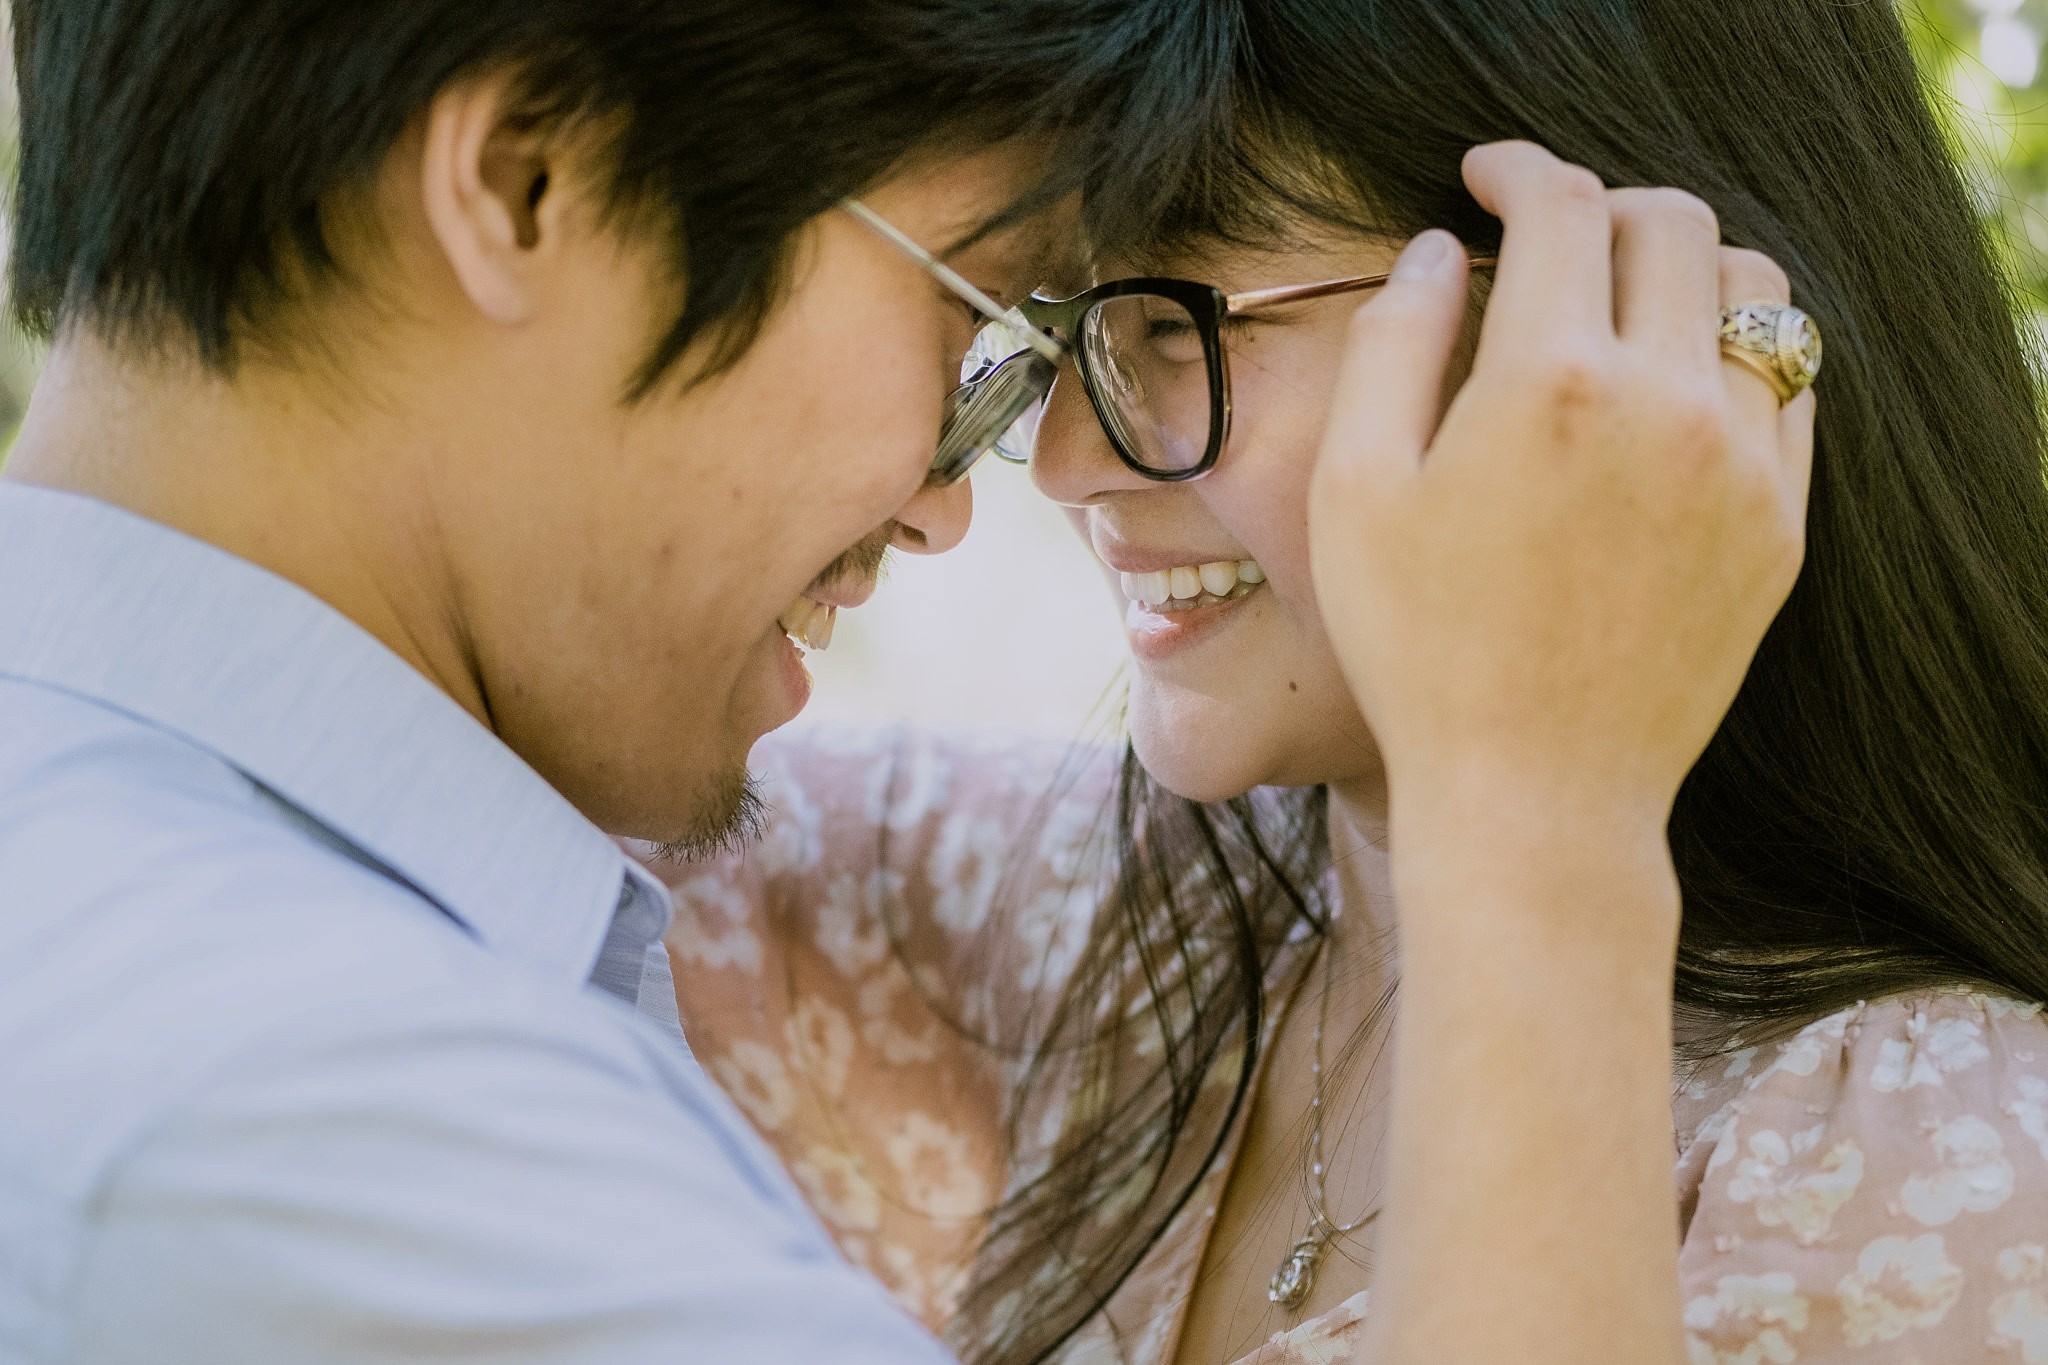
left=418, top=71, right=559, bottom=325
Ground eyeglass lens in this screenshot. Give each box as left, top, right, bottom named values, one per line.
left=932, top=292, right=1217, bottom=481
left=1076, top=294, right=1212, bottom=477
left=932, top=348, right=1056, bottom=484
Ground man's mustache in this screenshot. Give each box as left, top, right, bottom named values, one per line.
left=808, top=527, right=895, bottom=596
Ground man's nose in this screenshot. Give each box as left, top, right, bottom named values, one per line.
left=890, top=472, right=974, bottom=555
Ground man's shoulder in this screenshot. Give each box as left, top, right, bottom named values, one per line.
left=0, top=678, right=674, bottom=1203
left=0, top=672, right=466, bottom=975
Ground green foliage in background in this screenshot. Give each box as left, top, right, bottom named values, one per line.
left=1906, top=0, right=2048, bottom=311
left=0, top=1, right=2041, bottom=446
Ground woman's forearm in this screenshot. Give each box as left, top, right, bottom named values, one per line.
left=1366, top=787, right=1686, bottom=1365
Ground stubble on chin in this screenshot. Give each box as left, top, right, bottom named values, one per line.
left=644, top=524, right=888, bottom=866
left=648, top=767, right=767, bottom=862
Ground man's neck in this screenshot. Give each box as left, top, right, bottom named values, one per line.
left=3, top=333, right=490, bottom=726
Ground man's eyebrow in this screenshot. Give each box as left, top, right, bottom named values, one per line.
left=938, top=216, right=1077, bottom=299
left=1003, top=228, right=1104, bottom=300
left=1024, top=234, right=1084, bottom=291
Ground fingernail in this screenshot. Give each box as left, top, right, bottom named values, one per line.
left=1391, top=230, right=1457, bottom=282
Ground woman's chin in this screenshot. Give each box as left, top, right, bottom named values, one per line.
left=1129, top=715, right=1271, bottom=805
left=1128, top=682, right=1383, bottom=803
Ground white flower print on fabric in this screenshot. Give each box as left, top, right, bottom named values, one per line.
left=1035, top=784, right=1108, bottom=884
left=661, top=733, right=2048, bottom=1365
left=1240, top=1290, right=1371, bottom=1365
left=1992, top=1244, right=2048, bottom=1364
left=1690, top=1100, right=1738, bottom=1160
left=669, top=872, right=766, bottom=974
left=814, top=870, right=897, bottom=978
left=864, top=736, right=949, bottom=833
left=2010, top=1075, right=2048, bottom=1165
left=857, top=972, right=944, bottom=1066
left=928, top=811, right=1014, bottom=936
left=786, top=996, right=856, bottom=1098
left=1705, top=1116, right=1743, bottom=1181
left=887, top=1111, right=990, bottom=1221
left=1870, top=1013, right=1990, bottom=1092
left=1744, top=1010, right=1859, bottom=1096
left=1756, top=1008, right=1853, bottom=1084
left=1682, top=1273, right=1808, bottom=1365
left=1835, top=1233, right=1965, bottom=1346
left=874, top=1239, right=973, bottom=1327
left=709, top=1038, right=797, bottom=1131
left=1013, top=884, right=1097, bottom=999
left=792, top=1145, right=883, bottom=1232
left=1900, top=1113, right=2013, bottom=1225
left=1722, top=1124, right=1865, bottom=1245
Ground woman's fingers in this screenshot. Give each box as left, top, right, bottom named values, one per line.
left=1462, top=141, right=1615, bottom=358
left=1610, top=188, right=1722, bottom=367
left=1310, top=143, right=1815, bottom=815
left=1315, top=230, right=1473, bottom=491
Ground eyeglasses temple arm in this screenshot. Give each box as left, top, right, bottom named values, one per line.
left=1224, top=256, right=1498, bottom=315
left=841, top=199, right=1065, bottom=364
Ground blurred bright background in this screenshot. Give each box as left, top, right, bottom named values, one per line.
left=0, top=0, right=2044, bottom=739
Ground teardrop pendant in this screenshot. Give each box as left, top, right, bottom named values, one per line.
left=1267, top=1235, right=1325, bottom=1309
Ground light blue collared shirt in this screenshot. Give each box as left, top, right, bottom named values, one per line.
left=0, top=484, right=951, bottom=1364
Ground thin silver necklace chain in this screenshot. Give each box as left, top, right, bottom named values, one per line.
left=1268, top=932, right=1381, bottom=1310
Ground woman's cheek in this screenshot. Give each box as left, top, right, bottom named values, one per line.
left=1204, top=419, right=1324, bottom=627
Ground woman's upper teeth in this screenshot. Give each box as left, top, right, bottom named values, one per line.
left=778, top=595, right=837, bottom=651
left=1119, top=560, right=1264, bottom=607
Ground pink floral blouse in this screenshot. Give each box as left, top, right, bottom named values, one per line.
left=653, top=728, right=2048, bottom=1365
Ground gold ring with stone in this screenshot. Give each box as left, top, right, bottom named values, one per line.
left=1718, top=301, right=1822, bottom=405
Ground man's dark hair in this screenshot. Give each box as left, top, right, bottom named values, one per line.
left=9, top=0, right=1236, bottom=387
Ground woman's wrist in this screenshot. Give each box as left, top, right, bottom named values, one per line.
left=1387, top=745, right=1679, bottom=836
left=1389, top=760, right=1681, bottom=924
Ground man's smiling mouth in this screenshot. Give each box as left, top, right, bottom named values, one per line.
left=778, top=596, right=838, bottom=651
left=780, top=528, right=899, bottom=650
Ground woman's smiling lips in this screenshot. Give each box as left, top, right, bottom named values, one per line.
left=1097, top=544, right=1269, bottom=660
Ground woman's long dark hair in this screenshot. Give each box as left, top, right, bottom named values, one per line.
left=941, top=1, right=2048, bottom=1360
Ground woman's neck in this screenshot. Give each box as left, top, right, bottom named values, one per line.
left=1326, top=778, right=1401, bottom=962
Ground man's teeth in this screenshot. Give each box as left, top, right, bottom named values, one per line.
left=1118, top=560, right=1265, bottom=609
left=778, top=596, right=837, bottom=651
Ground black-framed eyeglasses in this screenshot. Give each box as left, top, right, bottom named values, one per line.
left=841, top=200, right=1494, bottom=485
left=979, top=258, right=1499, bottom=484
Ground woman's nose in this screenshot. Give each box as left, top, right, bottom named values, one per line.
left=890, top=469, right=974, bottom=555
left=1029, top=374, right=1155, bottom=507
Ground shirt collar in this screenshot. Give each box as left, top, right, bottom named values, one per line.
left=0, top=483, right=670, bottom=990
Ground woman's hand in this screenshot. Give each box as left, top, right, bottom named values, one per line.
left=1308, top=142, right=1817, bottom=1365
left=1308, top=141, right=1814, bottom=829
